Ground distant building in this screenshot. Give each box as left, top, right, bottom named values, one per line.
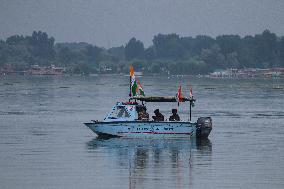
left=27, top=65, right=64, bottom=75
left=210, top=68, right=284, bottom=78
left=100, top=65, right=113, bottom=73
left=209, top=69, right=237, bottom=78
left=0, top=64, right=17, bottom=75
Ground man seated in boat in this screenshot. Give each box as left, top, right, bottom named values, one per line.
left=137, top=106, right=149, bottom=121
left=169, top=109, right=180, bottom=121
left=152, top=109, right=164, bottom=121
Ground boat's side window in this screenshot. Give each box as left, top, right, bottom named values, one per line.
left=115, top=106, right=130, bottom=118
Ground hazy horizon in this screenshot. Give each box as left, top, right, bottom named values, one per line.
left=1, top=0, right=284, bottom=48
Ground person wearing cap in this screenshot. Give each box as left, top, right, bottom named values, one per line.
left=152, top=109, right=164, bottom=121
left=169, top=109, right=180, bottom=121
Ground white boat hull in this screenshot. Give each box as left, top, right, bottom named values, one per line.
left=84, top=121, right=197, bottom=138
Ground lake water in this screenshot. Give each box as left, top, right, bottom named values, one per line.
left=0, top=75, right=284, bottom=189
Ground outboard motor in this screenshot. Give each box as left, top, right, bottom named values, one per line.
left=196, top=117, right=212, bottom=138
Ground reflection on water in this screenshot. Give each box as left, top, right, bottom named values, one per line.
left=87, top=138, right=212, bottom=189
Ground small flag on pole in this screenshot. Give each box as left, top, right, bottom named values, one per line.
left=177, top=86, right=183, bottom=102
left=190, top=87, right=193, bottom=98
left=137, top=79, right=145, bottom=96
left=190, top=87, right=195, bottom=107
left=130, top=65, right=145, bottom=97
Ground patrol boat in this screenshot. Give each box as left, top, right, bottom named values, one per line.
left=84, top=95, right=212, bottom=139
left=84, top=65, right=212, bottom=138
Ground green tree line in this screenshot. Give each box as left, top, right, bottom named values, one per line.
left=0, top=30, right=283, bottom=74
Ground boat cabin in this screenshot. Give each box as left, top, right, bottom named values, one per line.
left=104, top=102, right=141, bottom=122
left=103, top=96, right=195, bottom=122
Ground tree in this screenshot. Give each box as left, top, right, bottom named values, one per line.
left=191, top=35, right=215, bottom=55
left=108, top=46, right=125, bottom=60
left=278, top=37, right=284, bottom=67
left=226, top=52, right=239, bottom=68
left=125, top=38, right=144, bottom=60
left=83, top=45, right=102, bottom=64
left=216, top=35, right=241, bottom=55
left=254, top=30, right=277, bottom=67
left=1, top=30, right=284, bottom=74
left=56, top=47, right=73, bottom=64
left=200, top=44, right=225, bottom=69
left=28, top=31, right=55, bottom=61
left=6, top=35, right=25, bottom=45
left=238, top=35, right=258, bottom=68
left=152, top=33, right=184, bottom=59
left=144, top=46, right=156, bottom=60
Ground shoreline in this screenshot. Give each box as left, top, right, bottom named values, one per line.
left=1, top=73, right=284, bottom=80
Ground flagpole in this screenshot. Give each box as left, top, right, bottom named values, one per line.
left=129, top=75, right=131, bottom=97
left=189, top=87, right=193, bottom=121
left=189, top=100, right=192, bottom=121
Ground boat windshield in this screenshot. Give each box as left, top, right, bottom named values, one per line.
left=113, top=106, right=130, bottom=118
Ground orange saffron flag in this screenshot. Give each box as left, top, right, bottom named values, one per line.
left=177, top=86, right=183, bottom=102
left=129, top=65, right=134, bottom=77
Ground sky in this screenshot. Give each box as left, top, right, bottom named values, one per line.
left=0, top=0, right=284, bottom=48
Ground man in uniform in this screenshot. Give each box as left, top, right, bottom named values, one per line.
left=169, top=109, right=180, bottom=121
left=152, top=109, right=164, bottom=121
left=138, top=107, right=149, bottom=120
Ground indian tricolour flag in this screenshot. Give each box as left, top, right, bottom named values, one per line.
left=175, top=85, right=183, bottom=106
left=130, top=65, right=138, bottom=96
left=137, top=79, right=145, bottom=96
left=177, top=86, right=183, bottom=102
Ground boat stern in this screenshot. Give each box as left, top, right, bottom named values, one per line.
left=196, top=117, right=212, bottom=138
